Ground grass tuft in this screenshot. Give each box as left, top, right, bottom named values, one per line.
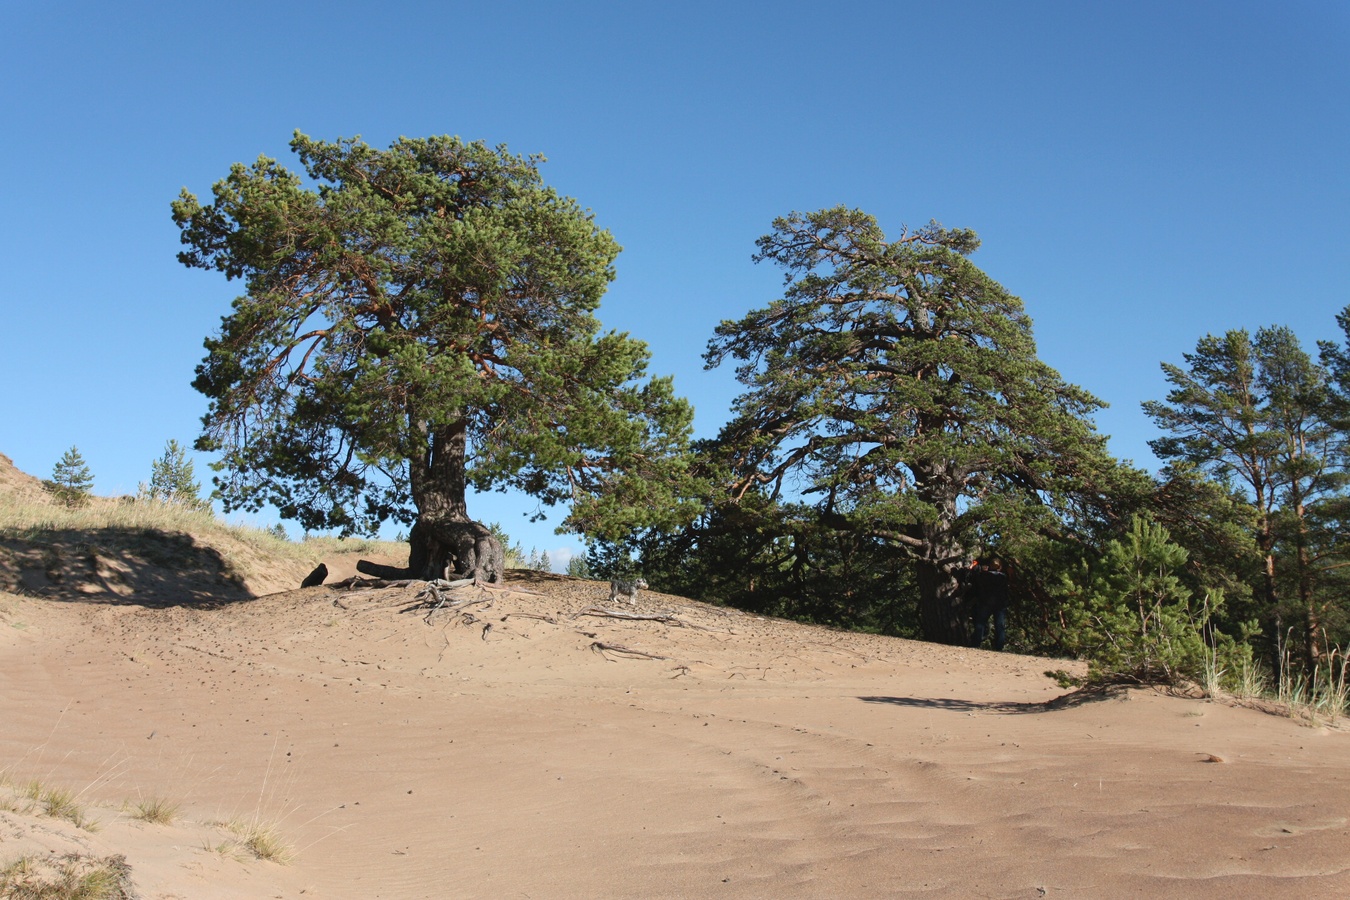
left=127, top=795, right=179, bottom=825
left=7, top=780, right=96, bottom=831
left=217, top=817, right=294, bottom=864
left=1277, top=644, right=1349, bottom=726
left=0, top=853, right=134, bottom=899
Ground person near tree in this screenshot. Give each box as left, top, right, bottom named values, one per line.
left=971, top=559, right=1009, bottom=651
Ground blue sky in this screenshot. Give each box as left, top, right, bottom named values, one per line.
left=2, top=1, right=1347, bottom=570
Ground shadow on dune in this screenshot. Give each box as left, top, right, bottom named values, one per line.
left=858, top=684, right=1132, bottom=715
left=0, top=527, right=256, bottom=609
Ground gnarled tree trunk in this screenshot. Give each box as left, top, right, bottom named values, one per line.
left=915, top=558, right=970, bottom=646
left=359, top=518, right=504, bottom=583
left=910, top=467, right=972, bottom=646
left=357, top=419, right=505, bottom=583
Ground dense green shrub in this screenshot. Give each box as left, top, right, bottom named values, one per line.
left=1056, top=515, right=1253, bottom=688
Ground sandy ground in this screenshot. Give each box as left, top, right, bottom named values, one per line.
left=1, top=562, right=1347, bottom=899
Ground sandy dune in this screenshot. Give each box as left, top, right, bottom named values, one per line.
left=1, top=566, right=1347, bottom=899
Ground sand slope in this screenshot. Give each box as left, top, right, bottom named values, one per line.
left=2, top=568, right=1347, bottom=898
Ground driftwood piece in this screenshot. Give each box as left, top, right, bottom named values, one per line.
left=577, top=607, right=712, bottom=630
left=355, top=558, right=412, bottom=580
left=502, top=613, right=558, bottom=625
left=470, top=581, right=545, bottom=596
left=590, top=641, right=668, bottom=661
left=328, top=576, right=418, bottom=591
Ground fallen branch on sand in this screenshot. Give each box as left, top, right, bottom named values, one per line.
left=327, top=575, right=543, bottom=595
left=328, top=576, right=420, bottom=590
left=577, top=607, right=713, bottom=630
left=502, top=613, right=558, bottom=625
left=590, top=641, right=669, bottom=661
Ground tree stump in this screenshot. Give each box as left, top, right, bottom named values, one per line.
left=300, top=563, right=328, bottom=588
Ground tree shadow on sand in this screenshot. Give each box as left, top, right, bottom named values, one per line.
left=858, top=684, right=1135, bottom=715
left=0, top=527, right=255, bottom=609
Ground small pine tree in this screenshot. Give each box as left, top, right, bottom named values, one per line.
left=566, top=555, right=592, bottom=579
left=1057, top=515, right=1252, bottom=687
left=46, top=446, right=94, bottom=506
left=526, top=548, right=551, bottom=572
left=488, top=523, right=526, bottom=568
left=148, top=440, right=206, bottom=510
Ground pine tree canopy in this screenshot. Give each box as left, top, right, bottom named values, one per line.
left=172, top=133, right=696, bottom=575
left=1144, top=326, right=1346, bottom=665
left=704, top=207, right=1119, bottom=643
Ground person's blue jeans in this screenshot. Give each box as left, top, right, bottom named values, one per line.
left=973, top=606, right=1007, bottom=651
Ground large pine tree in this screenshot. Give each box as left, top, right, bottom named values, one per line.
left=705, top=207, right=1117, bottom=644
left=173, top=133, right=696, bottom=581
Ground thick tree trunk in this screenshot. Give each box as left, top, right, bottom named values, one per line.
left=915, top=559, right=970, bottom=645
left=357, top=419, right=505, bottom=583
left=909, top=466, right=970, bottom=646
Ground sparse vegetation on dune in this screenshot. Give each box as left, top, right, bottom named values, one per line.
left=126, top=795, right=179, bottom=826
left=0, top=485, right=404, bottom=600
left=1276, top=642, right=1350, bottom=726
left=0, top=490, right=394, bottom=565
left=0, top=853, right=134, bottom=900
left=214, top=816, right=294, bottom=864
left=0, top=769, right=295, bottom=897
left=0, top=776, right=96, bottom=832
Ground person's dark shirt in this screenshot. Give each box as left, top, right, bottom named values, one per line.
left=981, top=569, right=1009, bottom=610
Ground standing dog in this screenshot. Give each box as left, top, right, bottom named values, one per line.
left=609, top=577, right=648, bottom=606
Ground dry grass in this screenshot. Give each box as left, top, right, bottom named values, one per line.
left=0, top=490, right=403, bottom=591
left=1277, top=645, right=1349, bottom=726
left=0, top=853, right=134, bottom=900
left=210, top=817, right=294, bottom=864
left=0, top=778, right=96, bottom=832
left=125, top=795, right=179, bottom=825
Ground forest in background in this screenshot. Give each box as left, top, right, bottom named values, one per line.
left=593, top=304, right=1350, bottom=703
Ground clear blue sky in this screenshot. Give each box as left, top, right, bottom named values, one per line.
left=3, top=1, right=1347, bottom=570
